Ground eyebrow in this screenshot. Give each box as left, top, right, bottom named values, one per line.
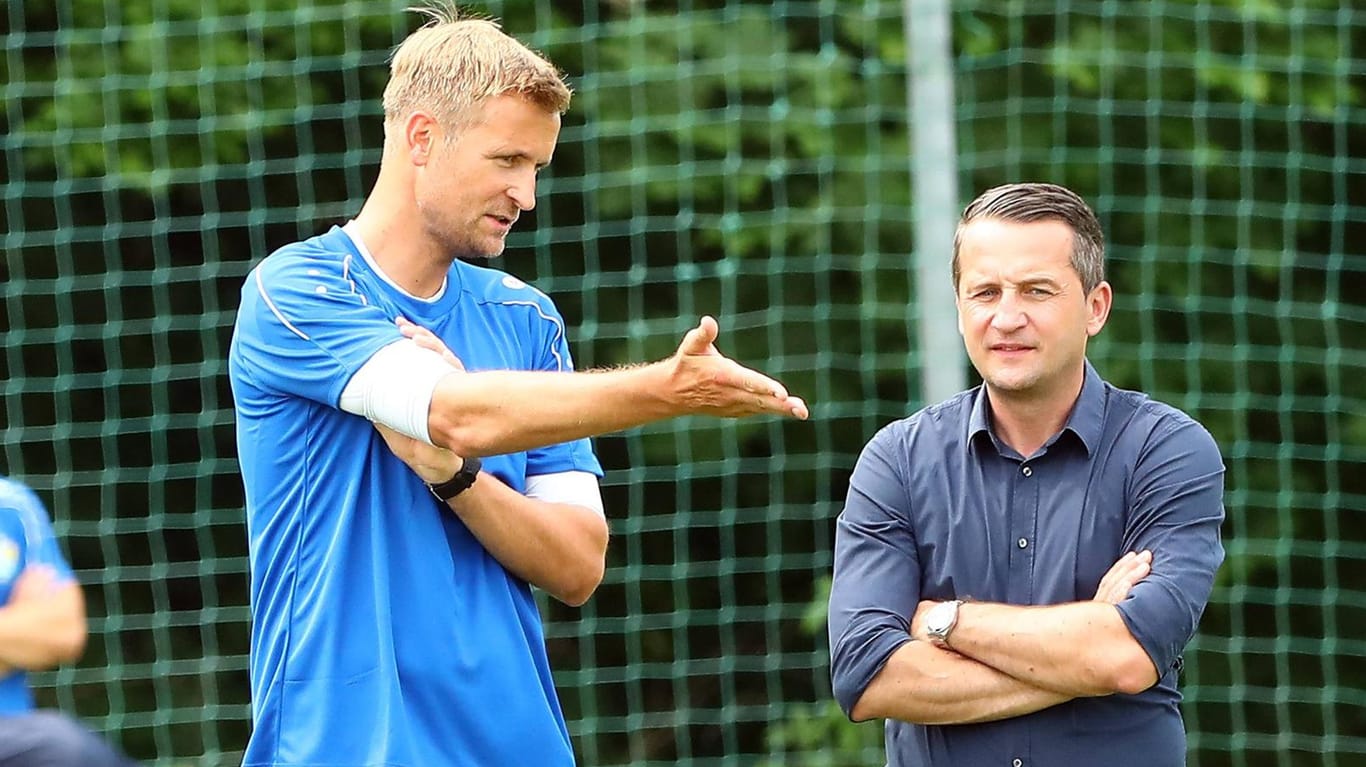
left=962, top=276, right=1064, bottom=291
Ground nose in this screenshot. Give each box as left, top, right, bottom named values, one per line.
left=990, top=290, right=1027, bottom=332
left=508, top=170, right=537, bottom=212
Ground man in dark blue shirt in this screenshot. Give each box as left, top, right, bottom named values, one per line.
left=828, top=183, right=1225, bottom=766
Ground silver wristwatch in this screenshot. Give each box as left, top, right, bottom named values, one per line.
left=924, top=599, right=964, bottom=648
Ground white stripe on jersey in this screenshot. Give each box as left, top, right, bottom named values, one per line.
left=255, top=267, right=310, bottom=341
left=491, top=300, right=567, bottom=371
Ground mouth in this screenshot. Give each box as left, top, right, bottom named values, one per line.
left=486, top=213, right=518, bottom=231
left=990, top=343, right=1035, bottom=354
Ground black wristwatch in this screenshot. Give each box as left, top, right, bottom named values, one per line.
left=427, top=456, right=481, bottom=501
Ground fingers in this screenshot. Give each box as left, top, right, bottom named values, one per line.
left=677, top=315, right=721, bottom=356
left=715, top=361, right=790, bottom=400
left=678, top=352, right=808, bottom=419
left=1093, top=550, right=1152, bottom=604
left=396, top=316, right=465, bottom=371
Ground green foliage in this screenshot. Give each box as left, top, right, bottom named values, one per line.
left=758, top=575, right=884, bottom=766
left=12, top=0, right=398, bottom=186
left=759, top=700, right=884, bottom=767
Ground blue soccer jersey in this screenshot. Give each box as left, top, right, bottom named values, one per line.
left=0, top=477, right=77, bottom=715
left=228, top=225, right=602, bottom=767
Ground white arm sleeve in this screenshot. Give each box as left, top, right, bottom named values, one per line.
left=339, top=339, right=457, bottom=445
left=524, top=471, right=605, bottom=516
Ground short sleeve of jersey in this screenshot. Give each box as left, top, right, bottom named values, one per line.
left=232, top=246, right=402, bottom=407
left=518, top=289, right=603, bottom=479
left=0, top=482, right=75, bottom=603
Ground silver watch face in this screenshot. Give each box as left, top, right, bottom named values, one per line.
left=927, top=602, right=953, bottom=635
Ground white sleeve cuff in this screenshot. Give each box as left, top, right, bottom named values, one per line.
left=339, top=339, right=457, bottom=445
left=524, top=471, right=605, bottom=516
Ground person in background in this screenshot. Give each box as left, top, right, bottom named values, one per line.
left=0, top=476, right=138, bottom=767
left=828, top=182, right=1225, bottom=767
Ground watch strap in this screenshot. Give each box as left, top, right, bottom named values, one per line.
left=428, top=455, right=481, bottom=501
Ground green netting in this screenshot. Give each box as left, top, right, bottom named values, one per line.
left=1, top=1, right=1362, bottom=765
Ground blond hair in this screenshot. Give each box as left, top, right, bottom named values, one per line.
left=382, top=4, right=572, bottom=135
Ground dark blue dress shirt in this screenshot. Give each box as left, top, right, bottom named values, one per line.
left=829, top=362, right=1225, bottom=767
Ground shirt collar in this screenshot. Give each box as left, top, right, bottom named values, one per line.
left=1064, top=361, right=1107, bottom=457
left=965, top=360, right=1106, bottom=458
left=339, top=221, right=451, bottom=304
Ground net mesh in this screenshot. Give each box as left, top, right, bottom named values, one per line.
left=1, top=1, right=1361, bottom=765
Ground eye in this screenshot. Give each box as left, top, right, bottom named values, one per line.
left=972, top=288, right=999, bottom=300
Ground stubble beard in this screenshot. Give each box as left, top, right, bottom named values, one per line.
left=424, top=210, right=505, bottom=262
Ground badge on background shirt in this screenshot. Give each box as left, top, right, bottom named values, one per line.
left=0, top=535, right=19, bottom=584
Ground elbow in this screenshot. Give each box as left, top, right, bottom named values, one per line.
left=848, top=691, right=879, bottom=723
left=1111, top=656, right=1159, bottom=695
left=1101, top=645, right=1159, bottom=695
left=553, top=559, right=605, bottom=607
left=36, top=616, right=87, bottom=670
left=427, top=412, right=488, bottom=458
left=553, top=522, right=609, bottom=608
left=55, top=621, right=88, bottom=665
left=49, top=587, right=89, bottom=667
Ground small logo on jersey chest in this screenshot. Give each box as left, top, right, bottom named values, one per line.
left=0, top=536, right=19, bottom=584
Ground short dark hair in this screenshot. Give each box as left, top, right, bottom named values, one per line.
left=952, top=182, right=1106, bottom=293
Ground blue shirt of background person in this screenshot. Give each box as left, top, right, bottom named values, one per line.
left=230, top=226, right=601, bottom=767
left=0, top=478, right=77, bottom=715
left=0, top=476, right=139, bottom=767
left=828, top=183, right=1225, bottom=767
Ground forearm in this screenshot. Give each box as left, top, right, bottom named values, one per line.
left=853, top=640, right=1071, bottom=725
left=948, top=601, right=1158, bottom=696
left=429, top=365, right=676, bottom=457
left=447, top=473, right=609, bottom=607
left=0, top=584, right=87, bottom=671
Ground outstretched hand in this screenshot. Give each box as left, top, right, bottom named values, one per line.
left=667, top=316, right=809, bottom=420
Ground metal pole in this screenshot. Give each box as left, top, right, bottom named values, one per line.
left=905, top=0, right=966, bottom=403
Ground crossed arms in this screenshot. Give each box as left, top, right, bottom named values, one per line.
left=828, top=420, right=1226, bottom=726
left=848, top=552, right=1155, bottom=725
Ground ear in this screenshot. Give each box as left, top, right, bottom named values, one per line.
left=404, top=112, right=442, bottom=167
left=1085, top=281, right=1113, bottom=337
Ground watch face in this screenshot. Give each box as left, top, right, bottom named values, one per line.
left=927, top=601, right=955, bottom=635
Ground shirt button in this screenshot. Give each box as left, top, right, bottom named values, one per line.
left=1017, top=537, right=1028, bottom=549
left=1021, top=466, right=1032, bottom=477
left=1013, top=760, right=1023, bottom=767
